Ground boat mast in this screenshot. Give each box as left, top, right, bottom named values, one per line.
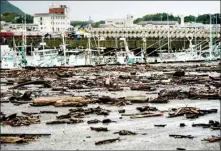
left=62, top=32, right=67, bottom=65
left=88, top=33, right=91, bottom=65
left=21, top=14, right=27, bottom=66
left=209, top=14, right=212, bottom=60
left=167, top=14, right=170, bottom=52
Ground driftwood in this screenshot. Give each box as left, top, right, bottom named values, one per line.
left=9, top=91, right=32, bottom=103
left=136, top=106, right=158, bottom=112
left=40, top=111, right=58, bottom=114
left=90, top=127, right=108, bottom=132
left=108, top=87, right=123, bottom=91
left=176, top=148, right=186, bottom=150
left=87, top=119, right=101, bottom=124
left=46, top=119, right=83, bottom=124
left=130, top=113, right=163, bottom=119
left=154, top=124, right=167, bottom=127
left=21, top=112, right=39, bottom=116
left=2, top=114, right=40, bottom=127
left=95, top=137, right=120, bottom=145
left=130, top=85, right=155, bottom=91
left=10, top=80, right=51, bottom=89
left=180, top=123, right=186, bottom=127
left=167, top=107, right=218, bottom=118
left=173, top=71, right=185, bottom=77
left=118, top=109, right=125, bottom=113
left=1, top=133, right=51, bottom=137
left=209, top=76, right=221, bottom=81
left=32, top=97, right=92, bottom=107
left=121, top=112, right=153, bottom=116
left=102, top=119, right=117, bottom=124
left=202, top=136, right=221, bottom=142
left=169, top=134, right=194, bottom=139
left=149, top=97, right=169, bottom=103
left=1, top=136, right=35, bottom=144
left=113, top=130, right=137, bottom=135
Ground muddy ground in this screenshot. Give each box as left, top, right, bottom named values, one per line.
left=0, top=62, right=220, bottom=150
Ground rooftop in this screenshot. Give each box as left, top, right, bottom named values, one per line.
left=137, top=21, right=178, bottom=25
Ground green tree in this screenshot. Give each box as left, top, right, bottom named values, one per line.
left=184, top=15, right=196, bottom=23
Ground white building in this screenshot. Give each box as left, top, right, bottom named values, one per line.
left=34, top=4, right=73, bottom=33
left=99, top=15, right=139, bottom=28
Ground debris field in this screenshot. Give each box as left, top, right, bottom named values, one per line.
left=0, top=62, right=220, bottom=150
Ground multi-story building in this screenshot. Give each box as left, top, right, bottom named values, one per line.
left=34, top=3, right=73, bottom=33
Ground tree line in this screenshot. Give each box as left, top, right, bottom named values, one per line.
left=133, top=13, right=221, bottom=24
left=1, top=12, right=33, bottom=23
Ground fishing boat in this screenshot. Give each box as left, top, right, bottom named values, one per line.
left=0, top=45, right=20, bottom=69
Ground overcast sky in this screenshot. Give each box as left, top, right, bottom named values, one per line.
left=10, top=1, right=220, bottom=21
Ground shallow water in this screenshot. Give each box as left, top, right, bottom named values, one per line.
left=1, top=61, right=220, bottom=150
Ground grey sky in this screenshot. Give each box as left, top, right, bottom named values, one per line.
left=10, top=1, right=220, bottom=21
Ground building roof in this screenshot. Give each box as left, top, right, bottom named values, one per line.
left=34, top=13, right=66, bottom=16
left=137, top=21, right=178, bottom=25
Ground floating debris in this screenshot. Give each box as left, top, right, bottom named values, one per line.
left=154, top=124, right=167, bottom=127
left=90, top=127, right=108, bottom=132
left=113, top=130, right=137, bottom=135
left=95, top=137, right=120, bottom=145
left=202, top=136, right=221, bottom=142
left=169, top=134, right=194, bottom=139
left=130, top=113, right=163, bottom=119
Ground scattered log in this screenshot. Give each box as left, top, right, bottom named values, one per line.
left=102, top=119, right=117, bottom=124
left=1, top=133, right=51, bottom=137
left=121, top=112, right=153, bottom=116
left=10, top=80, right=51, bottom=89
left=149, top=97, right=169, bottom=103
left=52, top=87, right=66, bottom=91
left=136, top=106, right=158, bottom=112
left=9, top=91, right=32, bottom=102
left=209, top=76, right=221, bottom=81
left=118, top=109, right=125, bottom=113
left=95, top=137, right=120, bottom=145
left=40, top=111, right=58, bottom=114
left=90, top=127, right=108, bottom=132
left=130, top=85, right=155, bottom=91
left=46, top=119, right=83, bottom=125
left=180, top=123, right=186, bottom=127
left=192, top=123, right=210, bottom=127
left=130, top=113, right=163, bottom=119
left=32, top=97, right=91, bottom=107
left=108, top=87, right=123, bottom=91
left=125, top=96, right=149, bottom=103
left=154, top=124, right=167, bottom=127
left=176, top=148, right=186, bottom=150
left=202, top=136, right=221, bottom=142
left=113, top=130, right=137, bottom=135
left=173, top=71, right=185, bottom=77
left=21, top=112, right=39, bottom=116
left=2, top=114, right=40, bottom=127
left=211, top=127, right=221, bottom=130
left=169, top=134, right=194, bottom=139
left=87, top=119, right=101, bottom=124
left=1, top=136, right=35, bottom=144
